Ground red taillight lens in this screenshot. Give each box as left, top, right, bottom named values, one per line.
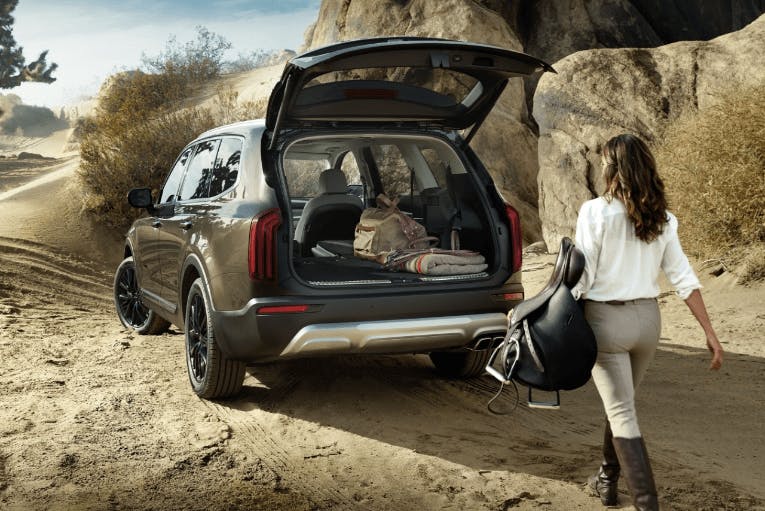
left=504, top=203, right=522, bottom=274
left=249, top=208, right=282, bottom=280
left=257, top=304, right=309, bottom=314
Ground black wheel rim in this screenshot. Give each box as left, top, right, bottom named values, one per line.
left=187, top=293, right=208, bottom=383
left=116, top=264, right=150, bottom=328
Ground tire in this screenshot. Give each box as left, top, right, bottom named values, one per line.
left=114, top=257, right=171, bottom=335
left=184, top=278, right=245, bottom=399
left=430, top=349, right=492, bottom=378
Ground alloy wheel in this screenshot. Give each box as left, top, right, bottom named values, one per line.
left=116, top=263, right=150, bottom=328
left=187, top=293, right=208, bottom=383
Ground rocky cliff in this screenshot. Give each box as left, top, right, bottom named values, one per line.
left=534, top=14, right=765, bottom=249
left=303, top=0, right=765, bottom=243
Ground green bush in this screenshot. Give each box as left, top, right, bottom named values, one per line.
left=655, top=85, right=765, bottom=282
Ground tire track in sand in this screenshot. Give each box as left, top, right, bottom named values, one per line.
left=0, top=236, right=110, bottom=335
left=202, top=388, right=361, bottom=511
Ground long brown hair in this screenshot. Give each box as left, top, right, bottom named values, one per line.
left=602, top=134, right=668, bottom=242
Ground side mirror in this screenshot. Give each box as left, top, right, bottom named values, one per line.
left=127, top=188, right=153, bottom=209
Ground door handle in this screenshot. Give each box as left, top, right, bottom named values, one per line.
left=152, top=220, right=162, bottom=228
left=180, top=221, right=193, bottom=230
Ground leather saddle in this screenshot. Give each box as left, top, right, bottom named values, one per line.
left=487, top=237, right=597, bottom=409
left=511, top=237, right=585, bottom=327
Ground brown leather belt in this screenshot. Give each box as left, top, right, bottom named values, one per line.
left=586, top=299, right=655, bottom=306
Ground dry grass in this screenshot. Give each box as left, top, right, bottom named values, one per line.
left=655, top=85, right=765, bottom=282
left=78, top=72, right=265, bottom=227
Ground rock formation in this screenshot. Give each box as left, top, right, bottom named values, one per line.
left=534, top=14, right=765, bottom=249
left=303, top=0, right=765, bottom=242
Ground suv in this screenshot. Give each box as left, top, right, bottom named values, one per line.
left=114, top=37, right=553, bottom=398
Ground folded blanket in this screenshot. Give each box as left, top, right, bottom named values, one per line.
left=385, top=249, right=487, bottom=275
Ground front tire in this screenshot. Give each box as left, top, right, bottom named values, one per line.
left=185, top=278, right=245, bottom=399
left=114, top=257, right=170, bottom=335
left=430, top=350, right=492, bottom=378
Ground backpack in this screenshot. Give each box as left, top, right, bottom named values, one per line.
left=486, top=237, right=597, bottom=410
left=353, top=194, right=434, bottom=263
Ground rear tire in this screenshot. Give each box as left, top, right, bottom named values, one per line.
left=184, top=278, right=245, bottom=399
left=430, top=350, right=492, bottom=378
left=114, top=257, right=171, bottom=335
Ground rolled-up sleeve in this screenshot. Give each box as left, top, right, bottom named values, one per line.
left=571, top=200, right=603, bottom=300
left=661, top=215, right=701, bottom=300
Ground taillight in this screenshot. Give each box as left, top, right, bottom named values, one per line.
left=504, top=203, right=522, bottom=274
left=248, top=208, right=282, bottom=280
left=257, top=304, right=309, bottom=314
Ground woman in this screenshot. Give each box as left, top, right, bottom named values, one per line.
left=572, top=134, right=724, bottom=510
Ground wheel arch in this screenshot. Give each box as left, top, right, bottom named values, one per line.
left=124, top=239, right=134, bottom=259
left=180, top=254, right=215, bottom=321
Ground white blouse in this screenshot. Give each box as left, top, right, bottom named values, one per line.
left=572, top=197, right=701, bottom=301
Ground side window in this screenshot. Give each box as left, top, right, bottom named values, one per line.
left=339, top=151, right=361, bottom=185
left=178, top=139, right=220, bottom=201
left=209, top=137, right=242, bottom=196
left=371, top=144, right=411, bottom=198
left=160, top=147, right=192, bottom=204
left=420, top=147, right=449, bottom=188
left=283, top=159, right=329, bottom=198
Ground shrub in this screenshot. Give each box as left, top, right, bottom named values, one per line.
left=79, top=107, right=217, bottom=227
left=142, top=26, right=231, bottom=82
left=78, top=25, right=277, bottom=228
left=213, top=85, right=265, bottom=125
left=655, top=85, right=765, bottom=282
left=96, top=71, right=189, bottom=129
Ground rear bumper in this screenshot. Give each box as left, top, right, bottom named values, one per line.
left=278, top=313, right=507, bottom=357
left=211, top=289, right=518, bottom=362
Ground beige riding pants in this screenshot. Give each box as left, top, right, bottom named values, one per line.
left=585, top=299, right=661, bottom=439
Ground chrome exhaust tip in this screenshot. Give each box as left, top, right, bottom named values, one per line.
left=469, top=333, right=505, bottom=351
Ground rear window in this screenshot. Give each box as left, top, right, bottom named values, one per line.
left=303, top=67, right=479, bottom=106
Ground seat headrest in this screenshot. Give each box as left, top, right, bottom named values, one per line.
left=318, top=169, right=348, bottom=194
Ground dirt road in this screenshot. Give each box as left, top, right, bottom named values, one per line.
left=0, top=161, right=763, bottom=510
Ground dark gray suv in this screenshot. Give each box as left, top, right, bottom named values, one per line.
left=114, top=37, right=552, bottom=398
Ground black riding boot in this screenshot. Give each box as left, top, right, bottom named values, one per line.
left=588, top=420, right=620, bottom=506
left=612, top=436, right=659, bottom=511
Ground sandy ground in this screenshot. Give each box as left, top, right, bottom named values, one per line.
left=0, top=128, right=77, bottom=159
left=0, top=159, right=763, bottom=511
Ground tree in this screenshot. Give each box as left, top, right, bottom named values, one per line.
left=0, top=0, right=57, bottom=88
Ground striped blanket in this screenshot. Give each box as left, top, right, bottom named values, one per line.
left=384, top=249, right=487, bottom=275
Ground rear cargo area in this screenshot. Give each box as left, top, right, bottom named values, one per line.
left=280, top=134, right=501, bottom=286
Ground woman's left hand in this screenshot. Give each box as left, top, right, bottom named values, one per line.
left=706, top=333, right=724, bottom=370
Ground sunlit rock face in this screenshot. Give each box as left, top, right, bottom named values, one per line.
left=534, top=14, right=765, bottom=249
left=304, top=0, right=765, bottom=243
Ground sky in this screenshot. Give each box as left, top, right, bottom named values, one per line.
left=10, top=0, right=321, bottom=109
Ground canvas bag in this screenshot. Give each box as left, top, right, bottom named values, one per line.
left=354, top=194, right=433, bottom=262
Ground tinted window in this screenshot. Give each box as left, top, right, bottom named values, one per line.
left=372, top=144, right=411, bottom=198
left=209, top=138, right=242, bottom=196
left=283, top=158, right=329, bottom=198
left=179, top=139, right=220, bottom=201
left=339, top=151, right=361, bottom=185
left=160, top=148, right=192, bottom=203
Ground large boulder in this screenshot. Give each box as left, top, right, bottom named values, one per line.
left=534, top=14, right=765, bottom=250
